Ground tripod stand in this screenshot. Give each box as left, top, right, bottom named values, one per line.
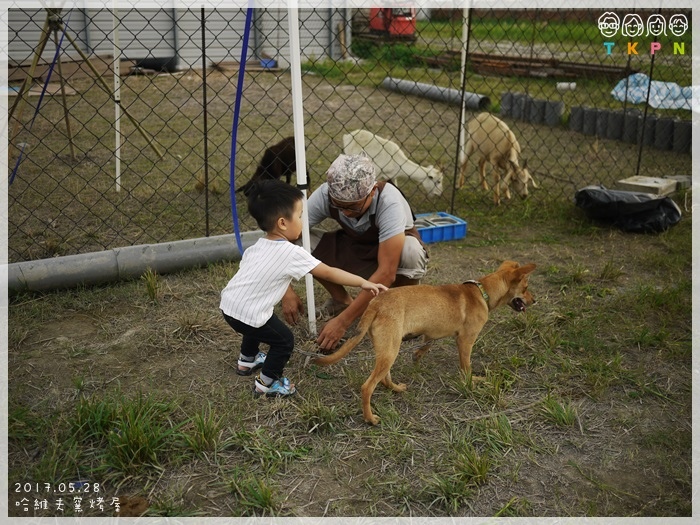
left=9, top=8, right=163, bottom=164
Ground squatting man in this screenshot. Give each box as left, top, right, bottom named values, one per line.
left=282, top=153, right=429, bottom=350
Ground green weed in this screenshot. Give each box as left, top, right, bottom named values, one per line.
left=226, top=428, right=310, bottom=474
left=495, top=496, right=532, bottom=517
left=633, top=327, right=670, bottom=348
left=474, top=369, right=516, bottom=408
left=468, top=414, right=515, bottom=455
left=450, top=369, right=475, bottom=397
left=425, top=473, right=473, bottom=513
left=30, top=440, right=81, bottom=485
left=182, top=402, right=224, bottom=454
left=598, top=260, right=624, bottom=282
left=565, top=263, right=591, bottom=285
left=148, top=499, right=202, bottom=517
left=228, top=470, right=280, bottom=516
left=541, top=395, right=578, bottom=427
left=622, top=282, right=690, bottom=322
left=453, top=444, right=491, bottom=486
left=71, top=376, right=86, bottom=394
left=536, top=324, right=563, bottom=353
left=296, top=392, right=344, bottom=434
left=9, top=403, right=49, bottom=442
left=100, top=394, right=184, bottom=477
left=141, top=267, right=160, bottom=303
left=72, top=396, right=120, bottom=445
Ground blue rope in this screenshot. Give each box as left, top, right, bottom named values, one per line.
left=228, top=5, right=254, bottom=255
left=10, top=12, right=72, bottom=185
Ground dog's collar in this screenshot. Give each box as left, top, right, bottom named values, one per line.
left=463, top=280, right=490, bottom=303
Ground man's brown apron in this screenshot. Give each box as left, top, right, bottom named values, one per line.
left=312, top=182, right=423, bottom=279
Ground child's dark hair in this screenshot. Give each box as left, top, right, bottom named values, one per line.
left=246, top=180, right=303, bottom=232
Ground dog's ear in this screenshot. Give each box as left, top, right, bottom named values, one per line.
left=515, top=263, right=536, bottom=279
left=498, top=260, right=520, bottom=271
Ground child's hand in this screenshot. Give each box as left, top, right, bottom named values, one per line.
left=361, top=280, right=389, bottom=296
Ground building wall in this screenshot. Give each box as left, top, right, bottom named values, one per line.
left=8, top=8, right=341, bottom=71
left=175, top=9, right=249, bottom=69
left=7, top=9, right=89, bottom=65
left=8, top=9, right=177, bottom=65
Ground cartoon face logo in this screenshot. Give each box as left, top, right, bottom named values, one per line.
left=668, top=14, right=688, bottom=37
left=598, top=12, right=620, bottom=37
left=646, top=14, right=666, bottom=36
left=621, top=14, right=644, bottom=37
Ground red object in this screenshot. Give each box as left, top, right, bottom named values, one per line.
left=368, top=8, right=416, bottom=37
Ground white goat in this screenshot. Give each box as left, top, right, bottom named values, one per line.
left=343, top=129, right=444, bottom=196
left=459, top=112, right=537, bottom=206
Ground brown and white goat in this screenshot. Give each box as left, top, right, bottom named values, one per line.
left=343, top=129, right=444, bottom=196
left=459, top=113, right=537, bottom=205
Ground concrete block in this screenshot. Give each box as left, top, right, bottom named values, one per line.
left=615, top=176, right=677, bottom=196
left=664, top=175, right=691, bottom=190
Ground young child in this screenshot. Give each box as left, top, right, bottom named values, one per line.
left=220, top=179, right=387, bottom=397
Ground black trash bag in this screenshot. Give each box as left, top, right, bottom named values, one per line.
left=574, top=185, right=681, bottom=233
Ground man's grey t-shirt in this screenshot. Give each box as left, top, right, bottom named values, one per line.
left=306, top=182, right=414, bottom=243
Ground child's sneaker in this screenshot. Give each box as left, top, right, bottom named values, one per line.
left=236, top=352, right=266, bottom=376
left=253, top=375, right=296, bottom=397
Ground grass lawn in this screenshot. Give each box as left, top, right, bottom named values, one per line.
left=8, top=197, right=692, bottom=517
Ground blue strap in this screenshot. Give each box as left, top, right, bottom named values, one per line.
left=9, top=11, right=72, bottom=186
left=228, top=4, right=254, bottom=255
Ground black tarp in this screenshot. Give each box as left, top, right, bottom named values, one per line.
left=574, top=185, right=681, bottom=233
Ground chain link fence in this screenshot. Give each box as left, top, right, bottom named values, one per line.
left=7, top=7, right=692, bottom=263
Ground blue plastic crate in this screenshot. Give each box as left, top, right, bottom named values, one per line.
left=415, top=212, right=468, bottom=243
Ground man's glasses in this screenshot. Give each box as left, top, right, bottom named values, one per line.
left=329, top=192, right=371, bottom=214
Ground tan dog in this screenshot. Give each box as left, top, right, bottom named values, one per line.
left=313, top=261, right=536, bottom=425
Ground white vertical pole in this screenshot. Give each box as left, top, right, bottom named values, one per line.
left=458, top=4, right=471, bottom=167
left=113, top=6, right=121, bottom=192
left=287, top=5, right=317, bottom=336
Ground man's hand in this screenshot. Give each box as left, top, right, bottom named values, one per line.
left=282, top=287, right=303, bottom=325
left=316, top=315, right=350, bottom=351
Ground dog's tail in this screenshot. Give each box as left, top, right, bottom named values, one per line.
left=312, top=307, right=375, bottom=366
